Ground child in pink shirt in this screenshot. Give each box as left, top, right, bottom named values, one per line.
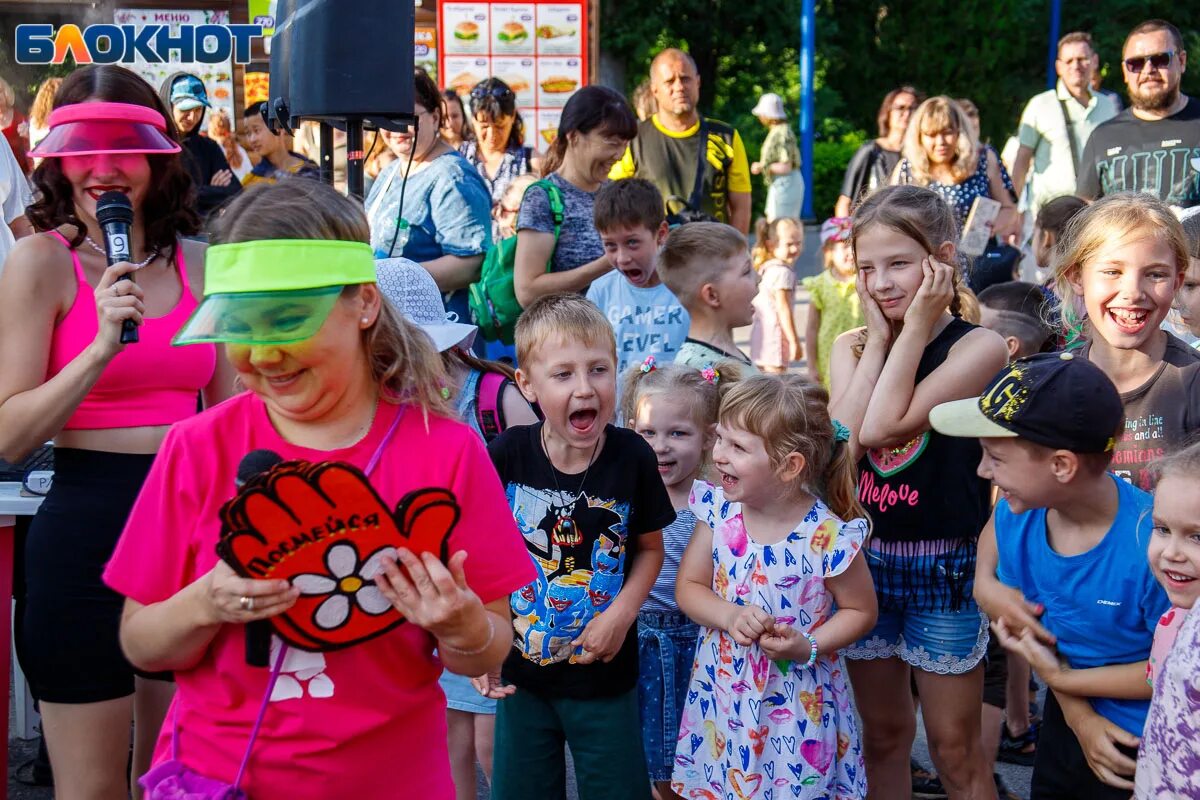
left=104, top=181, right=533, bottom=800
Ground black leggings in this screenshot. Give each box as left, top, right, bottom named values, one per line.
left=20, top=448, right=164, bottom=704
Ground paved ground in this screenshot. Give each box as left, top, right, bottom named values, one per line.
left=5, top=225, right=1033, bottom=799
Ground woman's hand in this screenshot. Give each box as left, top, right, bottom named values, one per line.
left=373, top=548, right=489, bottom=649
left=856, top=273, right=892, bottom=347
left=750, top=161, right=763, bottom=175
left=902, top=257, right=956, bottom=333
left=759, top=624, right=811, bottom=662
left=725, top=604, right=775, bottom=647
left=90, top=261, right=146, bottom=360
left=200, top=559, right=300, bottom=625
left=210, top=168, right=234, bottom=187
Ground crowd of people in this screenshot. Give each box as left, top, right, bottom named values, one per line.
left=0, top=14, right=1195, bottom=800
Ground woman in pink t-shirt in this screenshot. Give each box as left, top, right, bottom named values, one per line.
left=103, top=180, right=534, bottom=800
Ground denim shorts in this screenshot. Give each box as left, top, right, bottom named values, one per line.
left=439, top=667, right=496, bottom=714
left=637, top=611, right=700, bottom=782
left=844, top=542, right=989, bottom=674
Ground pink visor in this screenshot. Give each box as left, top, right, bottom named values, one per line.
left=30, top=101, right=181, bottom=158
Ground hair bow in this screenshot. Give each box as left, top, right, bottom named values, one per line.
left=701, top=366, right=719, bottom=385
left=640, top=356, right=657, bottom=373
left=831, top=419, right=851, bottom=443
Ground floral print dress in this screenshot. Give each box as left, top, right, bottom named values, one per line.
left=671, top=481, right=869, bottom=800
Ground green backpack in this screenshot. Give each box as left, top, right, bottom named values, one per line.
left=468, top=179, right=563, bottom=344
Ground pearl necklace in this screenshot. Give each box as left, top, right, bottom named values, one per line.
left=84, top=235, right=159, bottom=268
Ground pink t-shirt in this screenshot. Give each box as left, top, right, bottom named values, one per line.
left=103, top=393, right=534, bottom=800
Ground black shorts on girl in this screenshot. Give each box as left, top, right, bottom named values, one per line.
left=21, top=449, right=166, bottom=703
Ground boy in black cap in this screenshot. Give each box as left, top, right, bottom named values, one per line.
left=931, top=352, right=1170, bottom=799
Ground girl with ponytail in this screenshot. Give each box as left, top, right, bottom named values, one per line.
left=512, top=85, right=636, bottom=307
left=828, top=183, right=1008, bottom=797
left=672, top=373, right=877, bottom=799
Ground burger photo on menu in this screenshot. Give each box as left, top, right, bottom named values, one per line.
left=497, top=21, right=528, bottom=43
left=454, top=21, right=479, bottom=40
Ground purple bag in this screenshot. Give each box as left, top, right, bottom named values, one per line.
left=140, top=645, right=286, bottom=800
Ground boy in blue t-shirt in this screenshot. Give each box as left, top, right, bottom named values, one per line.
left=931, top=352, right=1170, bottom=799
left=586, top=178, right=689, bottom=387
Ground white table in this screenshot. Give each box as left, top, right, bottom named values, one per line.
left=0, top=482, right=44, bottom=800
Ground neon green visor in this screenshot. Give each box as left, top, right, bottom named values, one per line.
left=174, top=240, right=376, bottom=346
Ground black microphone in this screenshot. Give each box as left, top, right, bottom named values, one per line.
left=236, top=450, right=284, bottom=667
left=95, top=191, right=138, bottom=345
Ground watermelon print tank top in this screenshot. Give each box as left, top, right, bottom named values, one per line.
left=856, top=318, right=992, bottom=545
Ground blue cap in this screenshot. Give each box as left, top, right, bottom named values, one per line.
left=170, top=75, right=210, bottom=111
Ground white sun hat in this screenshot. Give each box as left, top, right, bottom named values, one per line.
left=751, top=93, right=788, bottom=121
left=375, top=257, right=477, bottom=352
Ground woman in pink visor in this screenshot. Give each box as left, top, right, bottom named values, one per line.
left=0, top=65, right=238, bottom=799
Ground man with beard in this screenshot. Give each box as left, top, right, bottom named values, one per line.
left=1077, top=20, right=1200, bottom=209
left=609, top=49, right=752, bottom=233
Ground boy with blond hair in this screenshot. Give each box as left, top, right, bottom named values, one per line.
left=657, top=222, right=759, bottom=371
left=483, top=293, right=672, bottom=800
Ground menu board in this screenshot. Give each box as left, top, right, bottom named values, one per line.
left=115, top=9, right=237, bottom=128
left=438, top=0, right=588, bottom=149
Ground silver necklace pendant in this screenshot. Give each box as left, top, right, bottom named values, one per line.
left=84, top=235, right=160, bottom=269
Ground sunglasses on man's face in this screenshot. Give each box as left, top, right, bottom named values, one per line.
left=1123, top=51, right=1174, bottom=73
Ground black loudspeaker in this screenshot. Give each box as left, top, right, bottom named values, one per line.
left=269, top=0, right=414, bottom=129
left=269, top=0, right=417, bottom=198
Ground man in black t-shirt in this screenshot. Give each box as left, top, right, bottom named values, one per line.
left=1077, top=19, right=1200, bottom=209
left=484, top=294, right=673, bottom=800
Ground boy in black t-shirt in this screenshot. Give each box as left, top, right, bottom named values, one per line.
left=483, top=293, right=672, bottom=800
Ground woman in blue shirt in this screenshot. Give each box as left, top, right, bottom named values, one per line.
left=366, top=69, right=492, bottom=328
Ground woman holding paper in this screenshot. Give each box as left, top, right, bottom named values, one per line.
left=892, top=96, right=1020, bottom=242
left=105, top=179, right=533, bottom=800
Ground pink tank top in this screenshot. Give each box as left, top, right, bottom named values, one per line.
left=45, top=231, right=217, bottom=430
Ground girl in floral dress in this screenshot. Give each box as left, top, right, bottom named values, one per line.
left=672, top=374, right=878, bottom=799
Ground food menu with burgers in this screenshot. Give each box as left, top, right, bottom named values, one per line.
left=491, top=56, right=536, bottom=105
left=438, top=0, right=587, bottom=140
left=536, top=57, right=582, bottom=107
left=442, top=3, right=489, bottom=55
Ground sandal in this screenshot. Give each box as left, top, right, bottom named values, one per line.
left=911, top=758, right=948, bottom=799
left=997, top=718, right=1040, bottom=766
left=14, top=757, right=53, bottom=787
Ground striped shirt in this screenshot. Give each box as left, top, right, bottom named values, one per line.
left=643, top=507, right=698, bottom=613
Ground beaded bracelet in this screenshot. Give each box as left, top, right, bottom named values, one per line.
left=801, top=631, right=819, bottom=668
left=441, top=616, right=496, bottom=656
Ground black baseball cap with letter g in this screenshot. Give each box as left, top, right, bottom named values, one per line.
left=929, top=352, right=1123, bottom=453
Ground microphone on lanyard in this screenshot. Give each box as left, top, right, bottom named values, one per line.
left=95, top=191, right=138, bottom=345
left=236, top=449, right=285, bottom=667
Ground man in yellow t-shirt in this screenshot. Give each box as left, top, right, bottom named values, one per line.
left=609, top=49, right=751, bottom=233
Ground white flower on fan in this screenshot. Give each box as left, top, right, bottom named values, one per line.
left=293, top=542, right=397, bottom=630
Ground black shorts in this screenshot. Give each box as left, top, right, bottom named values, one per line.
left=1030, top=691, right=1137, bottom=800
left=21, top=448, right=168, bottom=704
left=982, top=631, right=1007, bottom=709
